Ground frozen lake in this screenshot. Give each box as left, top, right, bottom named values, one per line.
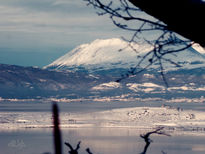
left=1, top=100, right=205, bottom=154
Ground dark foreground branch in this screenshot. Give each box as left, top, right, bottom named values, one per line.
left=140, top=127, right=171, bottom=154
left=65, top=141, right=81, bottom=154
left=52, top=102, right=62, bottom=154
left=83, top=0, right=193, bottom=86
left=65, top=141, right=93, bottom=154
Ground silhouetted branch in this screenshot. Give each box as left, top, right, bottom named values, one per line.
left=84, top=0, right=166, bottom=31
left=86, top=148, right=93, bottom=154
left=52, top=102, right=62, bottom=154
left=65, top=141, right=81, bottom=154
left=83, top=0, right=194, bottom=86
left=128, top=0, right=205, bottom=47
left=64, top=141, right=94, bottom=154
left=140, top=127, right=171, bottom=154
left=161, top=150, right=167, bottom=154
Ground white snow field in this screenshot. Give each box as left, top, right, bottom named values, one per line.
left=1, top=105, right=205, bottom=133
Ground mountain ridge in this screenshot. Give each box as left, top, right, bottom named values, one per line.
left=2, top=63, right=205, bottom=99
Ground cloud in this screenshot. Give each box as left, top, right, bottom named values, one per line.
left=0, top=0, right=92, bottom=15
left=0, top=0, right=129, bottom=53
left=52, top=0, right=84, bottom=6
left=0, top=4, right=119, bottom=34
left=0, top=0, right=133, bottom=67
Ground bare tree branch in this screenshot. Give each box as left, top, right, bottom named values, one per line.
left=86, top=148, right=93, bottom=154
left=140, top=127, right=171, bottom=154
left=83, top=0, right=194, bottom=86
left=65, top=141, right=81, bottom=154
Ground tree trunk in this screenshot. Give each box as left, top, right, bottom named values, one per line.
left=129, top=0, right=205, bottom=47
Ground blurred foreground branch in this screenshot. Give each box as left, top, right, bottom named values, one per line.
left=53, top=102, right=62, bottom=154
left=140, top=127, right=171, bottom=154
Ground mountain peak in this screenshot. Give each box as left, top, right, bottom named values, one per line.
left=45, top=38, right=152, bottom=71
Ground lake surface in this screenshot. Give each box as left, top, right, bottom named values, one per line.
left=1, top=100, right=205, bottom=154
left=1, top=128, right=205, bottom=154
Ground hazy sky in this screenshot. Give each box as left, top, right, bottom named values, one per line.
left=0, top=0, right=129, bottom=67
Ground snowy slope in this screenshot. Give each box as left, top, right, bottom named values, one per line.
left=192, top=43, right=205, bottom=54
left=45, top=38, right=205, bottom=72
left=45, top=38, right=152, bottom=70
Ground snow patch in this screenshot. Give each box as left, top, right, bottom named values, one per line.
left=143, top=74, right=154, bottom=78
left=127, top=83, right=165, bottom=92
left=168, top=86, right=205, bottom=91
left=92, top=82, right=121, bottom=90
left=39, top=79, right=47, bottom=82
left=192, top=43, right=205, bottom=54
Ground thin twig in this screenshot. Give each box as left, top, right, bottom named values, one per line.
left=83, top=0, right=192, bottom=86
left=65, top=141, right=81, bottom=154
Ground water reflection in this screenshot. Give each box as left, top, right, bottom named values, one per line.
left=1, top=128, right=205, bottom=154
left=61, top=128, right=205, bottom=154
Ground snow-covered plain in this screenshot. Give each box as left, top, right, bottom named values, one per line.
left=59, top=106, right=205, bottom=131
left=1, top=101, right=205, bottom=134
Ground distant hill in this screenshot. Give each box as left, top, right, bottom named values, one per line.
left=0, top=64, right=98, bottom=98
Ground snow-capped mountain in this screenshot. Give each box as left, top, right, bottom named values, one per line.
left=45, top=38, right=151, bottom=71
left=45, top=38, right=205, bottom=72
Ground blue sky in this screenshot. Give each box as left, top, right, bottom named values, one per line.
left=0, top=0, right=129, bottom=67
